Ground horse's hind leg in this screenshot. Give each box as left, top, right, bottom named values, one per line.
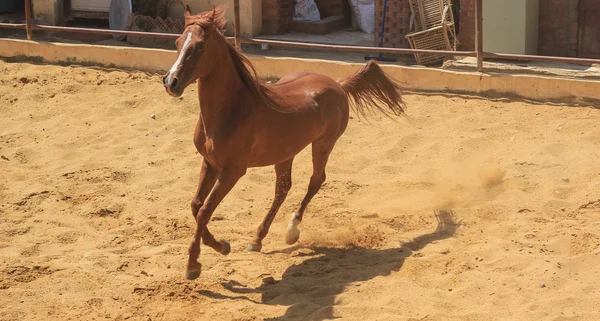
left=247, top=158, right=294, bottom=252
left=286, top=141, right=334, bottom=245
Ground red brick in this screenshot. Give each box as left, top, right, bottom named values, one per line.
left=458, top=0, right=475, bottom=50
left=262, top=0, right=293, bottom=35
left=375, top=0, right=411, bottom=48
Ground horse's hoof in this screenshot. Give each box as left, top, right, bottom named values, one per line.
left=186, top=269, right=201, bottom=280
left=246, top=243, right=262, bottom=252
left=220, top=241, right=231, bottom=255
left=285, top=226, right=300, bottom=245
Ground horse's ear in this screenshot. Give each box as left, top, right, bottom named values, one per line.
left=210, top=5, right=217, bottom=22
left=184, top=4, right=192, bottom=17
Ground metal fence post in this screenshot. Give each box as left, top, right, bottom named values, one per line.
left=24, top=0, right=32, bottom=40
left=234, top=0, right=241, bottom=51
left=475, top=0, right=483, bottom=72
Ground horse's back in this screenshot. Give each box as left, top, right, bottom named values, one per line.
left=274, top=71, right=339, bottom=90
left=270, top=71, right=349, bottom=114
left=246, top=72, right=349, bottom=167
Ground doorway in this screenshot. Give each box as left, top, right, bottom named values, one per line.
left=578, top=0, right=600, bottom=58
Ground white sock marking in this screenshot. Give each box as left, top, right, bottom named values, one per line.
left=286, top=212, right=301, bottom=245
left=288, top=212, right=300, bottom=229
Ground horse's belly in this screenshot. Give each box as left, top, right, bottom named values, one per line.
left=247, top=139, right=313, bottom=167
left=246, top=117, right=322, bottom=167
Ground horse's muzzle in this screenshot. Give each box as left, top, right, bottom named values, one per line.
left=162, top=74, right=181, bottom=97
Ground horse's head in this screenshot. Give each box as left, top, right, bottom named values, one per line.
left=162, top=5, right=228, bottom=97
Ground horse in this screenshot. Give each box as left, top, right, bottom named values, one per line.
left=161, top=5, right=405, bottom=280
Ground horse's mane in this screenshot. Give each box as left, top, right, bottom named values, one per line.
left=184, top=5, right=228, bottom=34
left=185, top=6, right=286, bottom=113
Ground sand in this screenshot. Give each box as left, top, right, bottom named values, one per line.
left=1, top=60, right=600, bottom=321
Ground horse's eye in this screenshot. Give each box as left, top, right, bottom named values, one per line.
left=185, top=49, right=194, bottom=60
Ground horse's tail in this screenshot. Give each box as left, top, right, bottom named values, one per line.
left=338, top=59, right=405, bottom=120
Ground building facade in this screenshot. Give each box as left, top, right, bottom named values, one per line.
left=459, top=0, right=599, bottom=58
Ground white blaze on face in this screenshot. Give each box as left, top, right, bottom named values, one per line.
left=165, top=32, right=193, bottom=86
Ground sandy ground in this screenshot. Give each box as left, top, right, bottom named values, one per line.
left=1, top=60, right=600, bottom=321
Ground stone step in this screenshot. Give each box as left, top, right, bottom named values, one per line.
left=289, top=15, right=346, bottom=35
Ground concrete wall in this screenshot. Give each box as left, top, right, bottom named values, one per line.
left=461, top=0, right=580, bottom=57
left=1, top=38, right=599, bottom=104
left=32, top=0, right=63, bottom=25
left=30, top=0, right=263, bottom=36
left=482, top=0, right=539, bottom=55
left=525, top=0, right=540, bottom=55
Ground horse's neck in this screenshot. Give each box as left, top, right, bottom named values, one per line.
left=198, top=52, right=245, bottom=133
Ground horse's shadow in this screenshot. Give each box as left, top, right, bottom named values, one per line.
left=216, top=210, right=458, bottom=321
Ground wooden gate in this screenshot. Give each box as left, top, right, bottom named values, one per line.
left=578, top=0, right=600, bottom=58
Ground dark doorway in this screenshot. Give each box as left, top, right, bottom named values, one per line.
left=451, top=0, right=460, bottom=33
left=578, top=0, right=600, bottom=58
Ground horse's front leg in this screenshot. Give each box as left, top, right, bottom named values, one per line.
left=191, top=159, right=218, bottom=219
left=190, top=160, right=229, bottom=255
left=186, top=166, right=246, bottom=280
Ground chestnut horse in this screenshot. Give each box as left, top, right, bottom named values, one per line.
left=162, top=6, right=405, bottom=280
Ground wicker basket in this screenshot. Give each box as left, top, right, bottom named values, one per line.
left=407, top=0, right=456, bottom=46
left=408, top=0, right=454, bottom=31
left=374, top=0, right=412, bottom=49
left=404, top=0, right=456, bottom=64
left=405, top=25, right=452, bottom=65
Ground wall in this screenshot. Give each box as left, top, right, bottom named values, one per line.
left=1, top=38, right=599, bottom=104
left=525, top=0, right=541, bottom=54
left=538, top=0, right=579, bottom=57
left=262, top=0, right=292, bottom=35
left=375, top=0, right=412, bottom=49
left=30, top=0, right=263, bottom=36
left=482, top=0, right=539, bottom=55
left=314, top=0, right=350, bottom=20
left=187, top=0, right=262, bottom=37
left=461, top=0, right=582, bottom=57
left=32, top=0, right=63, bottom=25
left=458, top=0, right=475, bottom=50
